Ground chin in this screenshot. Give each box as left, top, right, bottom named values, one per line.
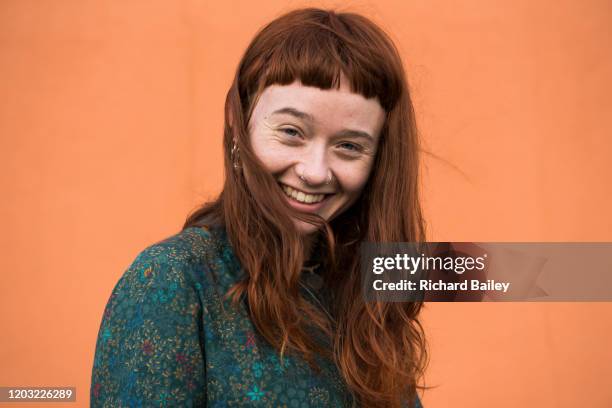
left=293, top=219, right=322, bottom=236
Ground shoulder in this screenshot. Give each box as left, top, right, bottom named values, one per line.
left=92, top=227, right=225, bottom=406
left=132, top=226, right=223, bottom=270
left=111, top=226, right=242, bottom=302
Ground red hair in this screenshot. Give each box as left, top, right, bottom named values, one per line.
left=185, top=8, right=427, bottom=407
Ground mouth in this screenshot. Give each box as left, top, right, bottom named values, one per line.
left=280, top=183, right=332, bottom=205
left=281, top=184, right=328, bottom=204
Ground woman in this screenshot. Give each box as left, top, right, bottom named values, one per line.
left=91, top=8, right=426, bottom=408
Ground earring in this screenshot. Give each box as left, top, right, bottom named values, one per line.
left=231, top=139, right=241, bottom=170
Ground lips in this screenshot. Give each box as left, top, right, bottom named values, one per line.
left=281, top=184, right=327, bottom=204
left=278, top=183, right=336, bottom=214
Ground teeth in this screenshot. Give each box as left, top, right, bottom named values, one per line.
left=281, top=185, right=325, bottom=204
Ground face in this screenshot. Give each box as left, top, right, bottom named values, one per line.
left=247, top=77, right=386, bottom=235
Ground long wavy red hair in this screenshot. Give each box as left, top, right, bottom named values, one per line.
left=184, top=8, right=427, bottom=407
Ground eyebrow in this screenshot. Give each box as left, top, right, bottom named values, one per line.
left=271, top=107, right=376, bottom=143
left=271, top=107, right=314, bottom=121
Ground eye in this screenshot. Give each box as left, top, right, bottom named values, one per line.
left=279, top=127, right=301, bottom=137
left=338, top=142, right=363, bottom=152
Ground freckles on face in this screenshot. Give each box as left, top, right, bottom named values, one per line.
left=248, top=121, right=296, bottom=173
left=329, top=158, right=374, bottom=201
left=246, top=79, right=386, bottom=234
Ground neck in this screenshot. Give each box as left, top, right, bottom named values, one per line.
left=302, top=232, right=320, bottom=262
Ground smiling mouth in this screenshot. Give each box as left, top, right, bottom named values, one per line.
left=280, top=184, right=329, bottom=204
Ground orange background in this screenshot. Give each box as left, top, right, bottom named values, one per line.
left=1, top=1, right=611, bottom=406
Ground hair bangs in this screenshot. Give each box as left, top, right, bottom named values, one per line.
left=258, top=18, right=400, bottom=112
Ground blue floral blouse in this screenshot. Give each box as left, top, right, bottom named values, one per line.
left=91, top=226, right=423, bottom=407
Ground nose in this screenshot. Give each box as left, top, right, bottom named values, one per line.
left=295, top=145, right=332, bottom=186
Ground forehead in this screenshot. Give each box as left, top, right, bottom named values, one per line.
left=253, top=80, right=385, bottom=133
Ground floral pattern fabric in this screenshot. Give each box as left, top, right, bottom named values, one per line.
left=91, top=226, right=423, bottom=407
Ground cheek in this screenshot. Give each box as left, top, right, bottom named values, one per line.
left=335, top=159, right=375, bottom=195
left=250, top=133, right=293, bottom=173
